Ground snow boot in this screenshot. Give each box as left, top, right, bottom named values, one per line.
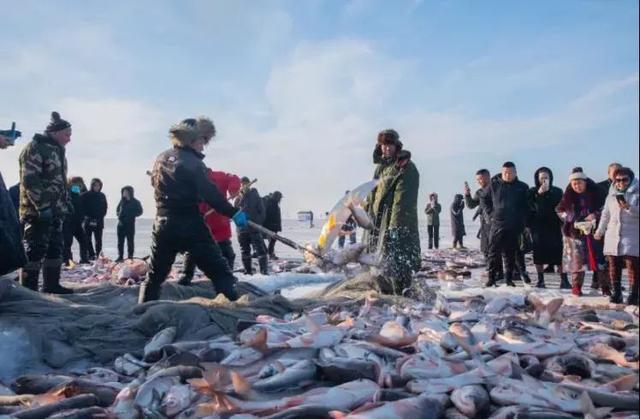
left=19, top=266, right=40, bottom=291
left=535, top=272, right=545, bottom=288
left=258, top=256, right=269, bottom=275
left=572, top=273, right=584, bottom=297
left=42, top=262, right=73, bottom=294
left=559, top=273, right=571, bottom=289
left=242, top=257, right=253, bottom=275
left=610, top=275, right=623, bottom=304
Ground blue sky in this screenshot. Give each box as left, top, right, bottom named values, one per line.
left=1, top=0, right=638, bottom=219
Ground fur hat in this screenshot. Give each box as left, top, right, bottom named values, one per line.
left=46, top=112, right=71, bottom=133
left=377, top=129, right=403, bottom=149
left=169, top=117, right=217, bottom=146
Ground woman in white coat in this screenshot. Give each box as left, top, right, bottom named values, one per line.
left=595, top=167, right=639, bottom=305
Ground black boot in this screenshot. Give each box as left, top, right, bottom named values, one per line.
left=242, top=257, right=253, bottom=275
left=522, top=271, right=532, bottom=285
left=213, top=278, right=240, bottom=302
left=559, top=273, right=571, bottom=289
left=20, top=267, right=40, bottom=291
left=535, top=272, right=546, bottom=288
left=138, top=280, right=162, bottom=304
left=42, top=263, right=73, bottom=294
left=627, top=281, right=638, bottom=306
left=610, top=275, right=622, bottom=304
left=544, top=265, right=555, bottom=273
left=484, top=272, right=498, bottom=287
left=591, top=271, right=600, bottom=290
left=258, top=256, right=269, bottom=275
left=505, top=272, right=516, bottom=287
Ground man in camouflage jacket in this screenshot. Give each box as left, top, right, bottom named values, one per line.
left=18, top=112, right=73, bottom=294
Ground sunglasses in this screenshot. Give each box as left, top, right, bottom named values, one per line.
left=615, top=177, right=630, bottom=183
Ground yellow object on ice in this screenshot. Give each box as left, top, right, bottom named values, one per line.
left=318, top=213, right=337, bottom=249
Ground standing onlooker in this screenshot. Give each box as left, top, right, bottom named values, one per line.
left=528, top=167, right=567, bottom=289
left=450, top=194, right=466, bottom=248
left=263, top=191, right=284, bottom=258
left=364, top=129, right=421, bottom=296
left=19, top=112, right=74, bottom=294
left=481, top=162, right=530, bottom=287
left=597, top=162, right=623, bottom=203
left=0, top=123, right=26, bottom=278
left=595, top=167, right=639, bottom=305
left=63, top=176, right=90, bottom=265
left=235, top=177, right=268, bottom=275
left=464, top=170, right=493, bottom=264
left=425, top=193, right=441, bottom=249
left=116, top=186, right=143, bottom=261
left=178, top=170, right=241, bottom=285
left=556, top=168, right=606, bottom=297
left=81, top=178, right=108, bottom=259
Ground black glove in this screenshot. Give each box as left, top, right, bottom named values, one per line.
left=373, top=144, right=382, bottom=164
left=39, top=207, right=54, bottom=222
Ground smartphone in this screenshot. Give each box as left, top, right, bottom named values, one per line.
left=616, top=194, right=627, bottom=204
left=464, top=181, right=470, bottom=189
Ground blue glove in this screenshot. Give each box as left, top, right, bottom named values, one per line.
left=232, top=211, right=248, bottom=228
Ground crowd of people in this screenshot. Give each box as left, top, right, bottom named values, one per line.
left=0, top=114, right=637, bottom=307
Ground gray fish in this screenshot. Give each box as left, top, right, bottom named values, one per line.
left=340, top=393, right=449, bottom=419
left=252, top=359, right=317, bottom=392
left=144, top=327, right=177, bottom=360
left=317, top=356, right=378, bottom=383
left=450, top=384, right=490, bottom=417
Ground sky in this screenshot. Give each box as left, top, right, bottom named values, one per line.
left=1, top=0, right=638, bottom=220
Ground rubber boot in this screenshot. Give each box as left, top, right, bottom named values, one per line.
left=42, top=263, right=73, bottom=294
left=505, top=271, right=516, bottom=287
left=572, top=273, right=584, bottom=297
left=19, top=266, right=40, bottom=291
left=535, top=272, right=546, bottom=288
left=559, top=273, right=571, bottom=289
left=599, top=270, right=611, bottom=296
left=138, top=280, right=162, bottom=304
left=521, top=271, right=532, bottom=285
left=258, top=256, right=269, bottom=275
left=610, top=275, right=622, bottom=304
left=242, top=257, right=253, bottom=275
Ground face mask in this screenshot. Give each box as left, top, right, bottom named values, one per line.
left=71, top=185, right=81, bottom=194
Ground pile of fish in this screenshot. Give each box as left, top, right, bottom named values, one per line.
left=417, top=249, right=486, bottom=281
left=60, top=256, right=150, bottom=286
left=1, top=287, right=638, bottom=418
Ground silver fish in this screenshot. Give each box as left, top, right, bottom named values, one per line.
left=252, top=359, right=317, bottom=392
left=450, top=384, right=490, bottom=417
left=144, top=327, right=177, bottom=359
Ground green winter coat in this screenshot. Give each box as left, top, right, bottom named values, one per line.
left=425, top=202, right=441, bottom=226
left=19, top=134, right=70, bottom=220
left=365, top=150, right=421, bottom=293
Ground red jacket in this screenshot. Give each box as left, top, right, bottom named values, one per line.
left=198, top=170, right=241, bottom=242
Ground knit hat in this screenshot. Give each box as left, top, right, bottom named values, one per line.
left=569, top=168, right=588, bottom=182
left=0, top=122, right=21, bottom=144
left=46, top=112, right=71, bottom=132
left=241, top=176, right=251, bottom=184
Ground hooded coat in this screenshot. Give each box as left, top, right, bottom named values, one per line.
left=198, top=170, right=241, bottom=242
left=364, top=149, right=421, bottom=287
left=528, top=167, right=563, bottom=265
left=234, top=187, right=265, bottom=228
left=81, top=178, right=108, bottom=228
left=450, top=194, right=466, bottom=239
left=595, top=178, right=639, bottom=257
left=262, top=192, right=283, bottom=233
left=116, top=186, right=143, bottom=225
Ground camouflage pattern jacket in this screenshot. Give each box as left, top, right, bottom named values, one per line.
left=19, top=133, right=69, bottom=220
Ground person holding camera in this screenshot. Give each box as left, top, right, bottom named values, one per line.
left=595, top=167, right=639, bottom=305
